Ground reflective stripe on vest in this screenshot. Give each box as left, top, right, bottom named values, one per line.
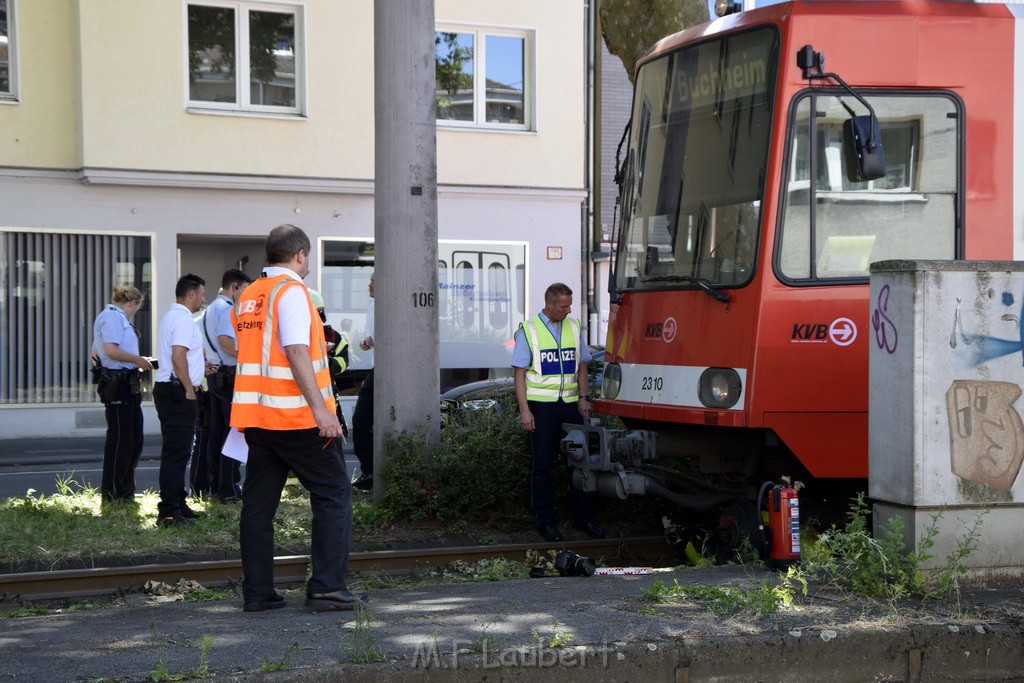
left=231, top=275, right=335, bottom=430
left=522, top=316, right=580, bottom=403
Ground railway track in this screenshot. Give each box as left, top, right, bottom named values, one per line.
left=0, top=536, right=674, bottom=601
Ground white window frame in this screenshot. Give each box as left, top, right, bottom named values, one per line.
left=184, top=0, right=306, bottom=117
left=435, top=23, right=535, bottom=132
left=0, top=0, right=19, bottom=104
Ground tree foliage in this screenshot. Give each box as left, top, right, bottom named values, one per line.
left=599, top=0, right=709, bottom=84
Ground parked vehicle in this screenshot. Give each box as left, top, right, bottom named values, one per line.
left=440, top=347, right=605, bottom=422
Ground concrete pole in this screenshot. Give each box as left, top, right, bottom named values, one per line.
left=372, top=0, right=441, bottom=500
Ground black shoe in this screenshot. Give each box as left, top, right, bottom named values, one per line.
left=574, top=521, right=606, bottom=539
left=243, top=591, right=287, bottom=612
left=352, top=475, right=373, bottom=491
left=218, top=495, right=242, bottom=504
left=157, top=515, right=196, bottom=528
left=180, top=507, right=204, bottom=519
left=537, top=525, right=564, bottom=542
left=305, top=590, right=369, bottom=612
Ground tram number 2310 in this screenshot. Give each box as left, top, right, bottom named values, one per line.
left=641, top=376, right=664, bottom=391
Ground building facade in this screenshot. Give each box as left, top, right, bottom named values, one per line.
left=0, top=0, right=597, bottom=438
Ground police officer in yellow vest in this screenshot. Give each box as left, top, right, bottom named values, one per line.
left=231, top=224, right=366, bottom=613
left=513, top=282, right=604, bottom=542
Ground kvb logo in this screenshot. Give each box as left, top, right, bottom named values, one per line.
left=645, top=321, right=663, bottom=339
left=791, top=323, right=829, bottom=343
left=790, top=318, right=858, bottom=345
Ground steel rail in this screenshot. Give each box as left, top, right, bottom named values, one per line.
left=0, top=536, right=674, bottom=601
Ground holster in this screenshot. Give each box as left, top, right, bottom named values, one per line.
left=95, top=368, right=123, bottom=403
left=210, top=364, right=236, bottom=390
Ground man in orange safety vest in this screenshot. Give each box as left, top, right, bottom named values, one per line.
left=231, top=223, right=367, bottom=613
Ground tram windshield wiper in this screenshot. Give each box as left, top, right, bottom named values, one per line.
left=642, top=274, right=731, bottom=303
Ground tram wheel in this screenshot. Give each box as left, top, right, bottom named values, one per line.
left=711, top=500, right=764, bottom=565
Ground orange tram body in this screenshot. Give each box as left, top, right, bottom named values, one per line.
left=569, top=1, right=1024, bottom=518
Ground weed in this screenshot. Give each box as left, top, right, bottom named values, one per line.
left=531, top=622, right=574, bottom=649
left=148, top=635, right=212, bottom=682
left=258, top=642, right=299, bottom=673
left=444, top=557, right=531, bottom=583
left=339, top=602, right=386, bottom=663
left=377, top=399, right=529, bottom=524
left=802, top=493, right=988, bottom=601
left=0, top=605, right=49, bottom=618
left=183, top=587, right=235, bottom=603
left=640, top=571, right=806, bottom=617
left=462, top=619, right=506, bottom=653
left=351, top=499, right=387, bottom=533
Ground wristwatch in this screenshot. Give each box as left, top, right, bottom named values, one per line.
left=580, top=395, right=591, bottom=401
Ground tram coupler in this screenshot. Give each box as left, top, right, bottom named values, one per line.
left=561, top=421, right=656, bottom=499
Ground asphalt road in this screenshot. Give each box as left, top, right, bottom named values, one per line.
left=0, top=436, right=362, bottom=500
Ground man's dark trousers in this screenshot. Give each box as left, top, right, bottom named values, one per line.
left=101, top=381, right=144, bottom=501
left=240, top=427, right=352, bottom=601
left=154, top=381, right=199, bottom=518
left=208, top=371, right=241, bottom=500
left=351, top=369, right=374, bottom=478
left=527, top=398, right=593, bottom=528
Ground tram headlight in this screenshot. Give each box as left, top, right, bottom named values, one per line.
left=698, top=368, right=742, bottom=409
left=602, top=363, right=622, bottom=400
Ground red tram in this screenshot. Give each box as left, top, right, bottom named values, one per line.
left=568, top=1, right=1024, bottom=514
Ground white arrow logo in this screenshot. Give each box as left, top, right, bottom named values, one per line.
left=829, top=318, right=857, bottom=346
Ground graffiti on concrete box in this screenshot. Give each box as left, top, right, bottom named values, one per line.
left=946, top=380, right=1024, bottom=491
left=871, top=284, right=898, bottom=354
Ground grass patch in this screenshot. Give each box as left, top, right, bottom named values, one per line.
left=0, top=481, right=312, bottom=566
left=641, top=568, right=807, bottom=617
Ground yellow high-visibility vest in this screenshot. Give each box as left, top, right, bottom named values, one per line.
left=521, top=315, right=581, bottom=402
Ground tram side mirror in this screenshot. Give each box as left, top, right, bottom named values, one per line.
left=844, top=114, right=886, bottom=182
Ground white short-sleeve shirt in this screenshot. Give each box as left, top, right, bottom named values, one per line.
left=156, top=303, right=205, bottom=385
left=262, top=267, right=312, bottom=349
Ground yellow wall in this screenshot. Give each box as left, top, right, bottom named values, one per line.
left=435, top=0, right=585, bottom=189
left=78, top=0, right=375, bottom=178
left=0, top=0, right=81, bottom=169
left=5, top=0, right=583, bottom=189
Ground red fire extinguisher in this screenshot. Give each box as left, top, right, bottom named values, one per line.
left=757, top=481, right=800, bottom=569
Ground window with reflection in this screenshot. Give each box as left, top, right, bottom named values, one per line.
left=435, top=26, right=531, bottom=130
left=778, top=93, right=960, bottom=281
left=0, top=0, right=16, bottom=100
left=615, top=28, right=778, bottom=294
left=188, top=1, right=302, bottom=114
left=0, top=231, right=153, bottom=404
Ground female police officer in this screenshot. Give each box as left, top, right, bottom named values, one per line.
left=92, top=286, right=154, bottom=504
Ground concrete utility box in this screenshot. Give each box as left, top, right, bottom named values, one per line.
left=869, top=260, right=1024, bottom=578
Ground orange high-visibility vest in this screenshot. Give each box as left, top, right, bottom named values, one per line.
left=230, top=274, right=335, bottom=431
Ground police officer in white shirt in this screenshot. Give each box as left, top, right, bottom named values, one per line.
left=153, top=274, right=207, bottom=528
left=203, top=269, right=252, bottom=503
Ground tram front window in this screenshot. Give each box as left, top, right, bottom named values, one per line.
left=616, top=27, right=778, bottom=293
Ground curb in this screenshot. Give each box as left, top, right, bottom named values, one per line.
left=214, top=625, right=1024, bottom=682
